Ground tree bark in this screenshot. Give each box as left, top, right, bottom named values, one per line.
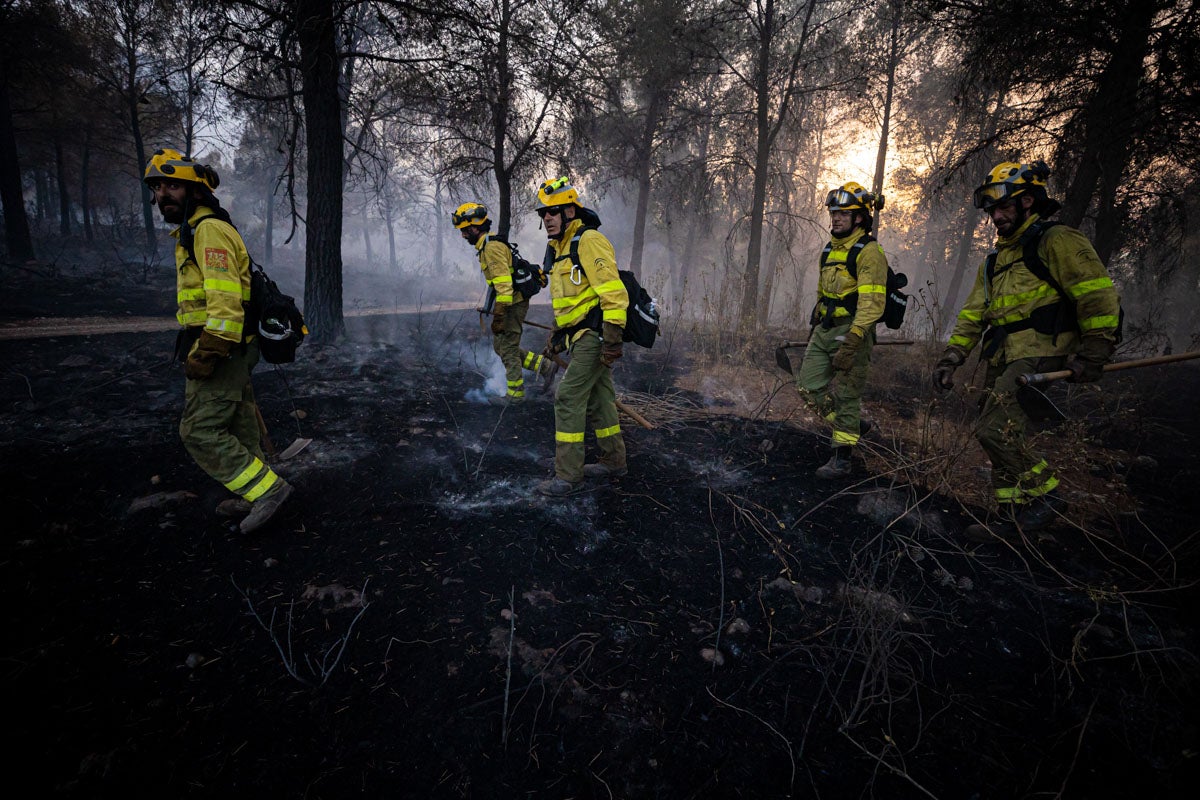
left=1058, top=1, right=1155, bottom=265
left=54, top=134, right=70, bottom=236
left=739, top=0, right=775, bottom=327
left=81, top=132, right=93, bottom=244
left=629, top=87, right=662, bottom=274
left=297, top=0, right=345, bottom=343
left=0, top=62, right=35, bottom=261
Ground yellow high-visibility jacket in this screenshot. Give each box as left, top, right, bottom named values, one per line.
left=476, top=234, right=515, bottom=307
left=815, top=228, right=887, bottom=331
left=547, top=218, right=628, bottom=335
left=172, top=206, right=251, bottom=344
left=948, top=214, right=1120, bottom=364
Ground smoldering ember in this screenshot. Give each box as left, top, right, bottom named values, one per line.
left=2, top=1, right=1199, bottom=798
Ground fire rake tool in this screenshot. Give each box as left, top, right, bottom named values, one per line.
left=1018, top=350, right=1200, bottom=386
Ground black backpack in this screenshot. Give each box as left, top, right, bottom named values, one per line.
left=492, top=236, right=546, bottom=300
left=817, top=236, right=908, bottom=329
left=185, top=216, right=308, bottom=364
left=566, top=226, right=661, bottom=348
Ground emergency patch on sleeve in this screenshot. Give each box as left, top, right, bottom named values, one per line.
left=204, top=248, right=230, bottom=271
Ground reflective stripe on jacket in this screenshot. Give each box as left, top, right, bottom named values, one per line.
left=172, top=206, right=251, bottom=343
left=548, top=219, right=628, bottom=331
left=476, top=235, right=514, bottom=306
left=816, top=228, right=887, bottom=328
left=948, top=214, right=1120, bottom=363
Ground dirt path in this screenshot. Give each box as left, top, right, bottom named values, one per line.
left=0, top=301, right=511, bottom=340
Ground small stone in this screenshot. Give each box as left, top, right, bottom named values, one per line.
left=700, top=647, right=725, bottom=666
left=725, top=618, right=750, bottom=635
left=150, top=475, right=161, bottom=485
left=500, top=608, right=514, bottom=620
left=263, top=557, right=279, bottom=568
left=290, top=409, right=308, bottom=420
left=185, top=652, right=205, bottom=668
left=957, top=576, right=974, bottom=591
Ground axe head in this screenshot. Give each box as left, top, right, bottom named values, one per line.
left=775, top=346, right=793, bottom=374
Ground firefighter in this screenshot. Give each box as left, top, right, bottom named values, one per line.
left=143, top=148, right=292, bottom=534
left=452, top=202, right=556, bottom=404
left=534, top=177, right=629, bottom=496
left=932, top=160, right=1120, bottom=541
left=793, top=182, right=888, bottom=479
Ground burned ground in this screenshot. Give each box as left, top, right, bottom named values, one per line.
left=2, top=269, right=1199, bottom=798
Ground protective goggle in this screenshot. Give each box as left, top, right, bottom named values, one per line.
left=451, top=207, right=486, bottom=227
left=825, top=188, right=873, bottom=210
left=972, top=183, right=1022, bottom=210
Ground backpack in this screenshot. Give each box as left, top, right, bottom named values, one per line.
left=491, top=236, right=546, bottom=300
left=983, top=220, right=1123, bottom=347
left=817, top=235, right=908, bottom=330
left=185, top=216, right=308, bottom=364
left=565, top=225, right=661, bottom=348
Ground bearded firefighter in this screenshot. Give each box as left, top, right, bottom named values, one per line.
left=143, top=148, right=293, bottom=534
left=932, top=160, right=1121, bottom=541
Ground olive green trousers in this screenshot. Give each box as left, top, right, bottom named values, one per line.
left=793, top=322, right=875, bottom=448
left=554, top=331, right=625, bottom=482
left=493, top=299, right=546, bottom=400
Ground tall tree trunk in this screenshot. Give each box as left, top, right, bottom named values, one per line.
left=127, top=51, right=154, bottom=253
left=54, top=134, right=70, bottom=236
left=433, top=178, right=444, bottom=273
left=493, top=0, right=513, bottom=238
left=385, top=205, right=396, bottom=273
left=361, top=210, right=373, bottom=264
left=0, top=63, right=34, bottom=261
left=297, top=0, right=345, bottom=343
left=1058, top=2, right=1154, bottom=265
left=35, top=169, right=48, bottom=224
left=939, top=213, right=981, bottom=330
left=676, top=115, right=712, bottom=313
left=81, top=132, right=93, bottom=244
left=871, top=0, right=902, bottom=233
left=739, top=0, right=775, bottom=327
left=629, top=87, right=663, bottom=273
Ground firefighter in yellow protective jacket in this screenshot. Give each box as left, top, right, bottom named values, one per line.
left=933, top=161, right=1120, bottom=541
left=451, top=202, right=556, bottom=404
left=533, top=177, right=629, bottom=496
left=143, top=149, right=293, bottom=534
left=793, top=182, right=888, bottom=479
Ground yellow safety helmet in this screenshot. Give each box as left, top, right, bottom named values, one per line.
left=535, top=176, right=580, bottom=211
left=451, top=202, right=489, bottom=229
left=142, top=148, right=219, bottom=191
left=972, top=160, right=1050, bottom=210
left=825, top=181, right=881, bottom=213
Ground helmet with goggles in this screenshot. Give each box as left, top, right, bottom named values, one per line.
left=451, top=202, right=489, bottom=230
left=825, top=181, right=882, bottom=213
left=143, top=148, right=219, bottom=191
left=972, top=160, right=1050, bottom=210
left=535, top=176, right=580, bottom=212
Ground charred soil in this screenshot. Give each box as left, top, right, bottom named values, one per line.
left=2, top=275, right=1199, bottom=798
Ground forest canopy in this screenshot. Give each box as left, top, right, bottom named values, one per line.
left=1, top=0, right=1197, bottom=348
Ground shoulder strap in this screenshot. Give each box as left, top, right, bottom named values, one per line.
left=182, top=214, right=219, bottom=267
left=1019, top=221, right=1067, bottom=299
left=567, top=225, right=597, bottom=268
left=844, top=235, right=874, bottom=279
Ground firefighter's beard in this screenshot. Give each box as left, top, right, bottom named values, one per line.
left=158, top=202, right=186, bottom=225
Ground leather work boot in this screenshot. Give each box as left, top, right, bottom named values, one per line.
left=536, top=477, right=580, bottom=497
left=240, top=482, right=294, bottom=535
left=815, top=447, right=853, bottom=479
left=583, top=462, right=627, bottom=479
left=538, top=358, right=559, bottom=394
left=1016, top=491, right=1067, bottom=531
left=216, top=498, right=252, bottom=518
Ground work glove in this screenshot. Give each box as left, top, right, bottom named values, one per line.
left=185, top=330, right=233, bottom=381
left=932, top=346, right=967, bottom=394
left=1066, top=336, right=1114, bottom=384
left=831, top=327, right=864, bottom=372
left=600, top=322, right=624, bottom=367
left=490, top=304, right=508, bottom=335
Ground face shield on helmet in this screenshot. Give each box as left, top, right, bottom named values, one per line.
left=535, top=176, right=580, bottom=213
left=825, top=181, right=880, bottom=213
left=142, top=148, right=219, bottom=191
left=972, top=161, right=1050, bottom=210
left=451, top=202, right=489, bottom=230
